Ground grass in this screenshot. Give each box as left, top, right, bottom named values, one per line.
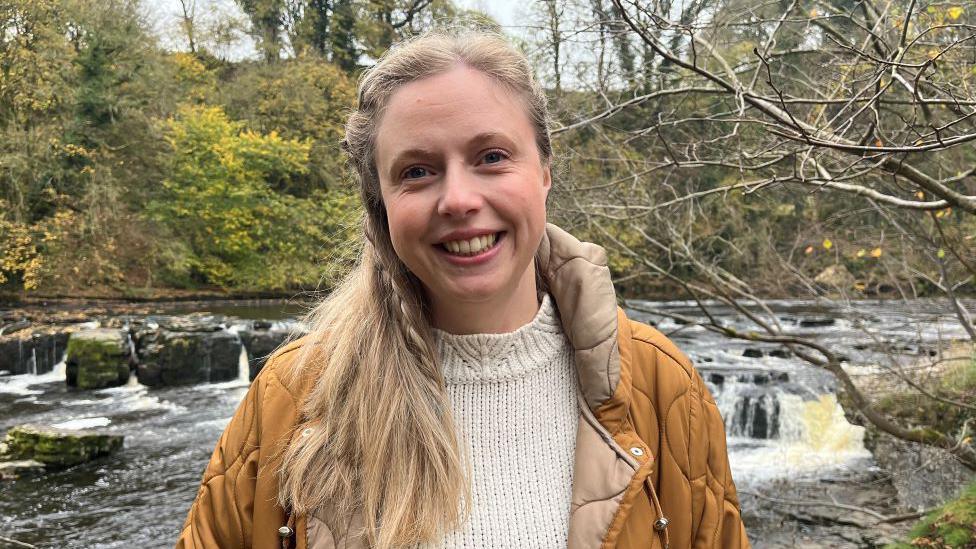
left=886, top=480, right=976, bottom=548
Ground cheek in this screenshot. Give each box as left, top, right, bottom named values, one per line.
left=384, top=200, right=425, bottom=257
left=514, top=179, right=549, bottom=224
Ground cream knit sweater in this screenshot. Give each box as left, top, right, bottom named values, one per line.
left=428, top=294, right=580, bottom=548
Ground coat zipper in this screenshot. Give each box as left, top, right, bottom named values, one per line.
left=576, top=391, right=671, bottom=548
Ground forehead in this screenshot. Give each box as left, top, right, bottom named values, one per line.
left=374, top=65, right=535, bottom=164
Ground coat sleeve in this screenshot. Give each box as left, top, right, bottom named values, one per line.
left=175, top=377, right=264, bottom=548
left=690, top=367, right=751, bottom=548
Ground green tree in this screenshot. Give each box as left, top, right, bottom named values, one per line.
left=221, top=56, right=355, bottom=196
left=152, top=104, right=357, bottom=289
left=0, top=0, right=75, bottom=222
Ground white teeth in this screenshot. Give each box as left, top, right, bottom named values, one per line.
left=442, top=233, right=498, bottom=256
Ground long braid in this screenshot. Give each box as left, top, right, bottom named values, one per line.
left=375, top=253, right=437, bottom=378
left=364, top=214, right=440, bottom=379
left=357, top=237, right=470, bottom=545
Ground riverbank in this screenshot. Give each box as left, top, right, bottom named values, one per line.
left=741, top=464, right=915, bottom=548
left=0, top=288, right=314, bottom=306
left=0, top=297, right=308, bottom=327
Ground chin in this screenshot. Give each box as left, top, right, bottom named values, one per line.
left=440, top=279, right=508, bottom=303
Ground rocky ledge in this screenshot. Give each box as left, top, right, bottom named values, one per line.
left=0, top=424, right=124, bottom=472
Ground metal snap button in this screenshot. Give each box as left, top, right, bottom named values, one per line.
left=630, top=446, right=645, bottom=457
left=653, top=517, right=670, bottom=531
left=278, top=526, right=294, bottom=538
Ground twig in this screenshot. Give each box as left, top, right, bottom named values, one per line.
left=0, top=536, right=40, bottom=549
left=740, top=490, right=888, bottom=521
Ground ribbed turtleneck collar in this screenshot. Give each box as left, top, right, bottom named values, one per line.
left=433, top=294, right=567, bottom=384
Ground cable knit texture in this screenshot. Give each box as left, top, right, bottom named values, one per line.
left=426, top=294, right=579, bottom=548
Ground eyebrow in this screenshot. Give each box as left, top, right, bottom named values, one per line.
left=467, top=132, right=511, bottom=148
left=386, top=147, right=439, bottom=182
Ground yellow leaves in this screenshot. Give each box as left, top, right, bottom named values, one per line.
left=62, top=143, right=95, bottom=159
left=0, top=203, right=45, bottom=291
left=173, top=52, right=207, bottom=77
left=854, top=247, right=883, bottom=259
left=935, top=208, right=952, bottom=218
left=948, top=6, right=964, bottom=20
left=809, top=8, right=818, bottom=17
left=153, top=102, right=321, bottom=288
left=822, top=238, right=833, bottom=250
left=916, top=191, right=925, bottom=199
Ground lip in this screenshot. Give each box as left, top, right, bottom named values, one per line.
left=434, top=228, right=502, bottom=244
left=433, top=231, right=505, bottom=266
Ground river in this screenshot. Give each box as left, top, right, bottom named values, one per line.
left=1, top=298, right=971, bottom=547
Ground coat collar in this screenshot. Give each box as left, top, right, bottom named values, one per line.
left=537, top=223, right=632, bottom=433
left=537, top=224, right=655, bottom=549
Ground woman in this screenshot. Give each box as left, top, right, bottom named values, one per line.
left=177, top=30, right=748, bottom=549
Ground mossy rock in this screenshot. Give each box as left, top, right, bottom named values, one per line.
left=66, top=329, right=131, bottom=390
left=886, top=480, right=976, bottom=548
left=2, top=424, right=123, bottom=468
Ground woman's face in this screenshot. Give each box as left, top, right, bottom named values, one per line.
left=374, top=65, right=551, bottom=331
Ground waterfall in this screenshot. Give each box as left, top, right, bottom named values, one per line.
left=710, top=375, right=782, bottom=439
left=238, top=344, right=249, bottom=382
left=706, top=368, right=870, bottom=484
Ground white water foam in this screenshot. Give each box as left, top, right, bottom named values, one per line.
left=0, top=360, right=67, bottom=395
left=197, top=378, right=250, bottom=390
left=95, top=384, right=186, bottom=413
left=52, top=417, right=112, bottom=429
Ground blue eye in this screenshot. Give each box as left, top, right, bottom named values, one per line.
left=484, top=151, right=505, bottom=164
left=404, top=166, right=428, bottom=179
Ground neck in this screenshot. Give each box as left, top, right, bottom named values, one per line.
left=429, top=269, right=540, bottom=335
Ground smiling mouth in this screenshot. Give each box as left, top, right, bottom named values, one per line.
left=439, top=232, right=503, bottom=256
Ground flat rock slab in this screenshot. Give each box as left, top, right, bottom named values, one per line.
left=2, top=424, right=123, bottom=468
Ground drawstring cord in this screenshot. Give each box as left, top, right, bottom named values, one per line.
left=643, top=475, right=671, bottom=549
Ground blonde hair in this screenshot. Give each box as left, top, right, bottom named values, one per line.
left=278, top=29, right=552, bottom=548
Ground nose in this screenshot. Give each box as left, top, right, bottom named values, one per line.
left=436, top=166, right=483, bottom=218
